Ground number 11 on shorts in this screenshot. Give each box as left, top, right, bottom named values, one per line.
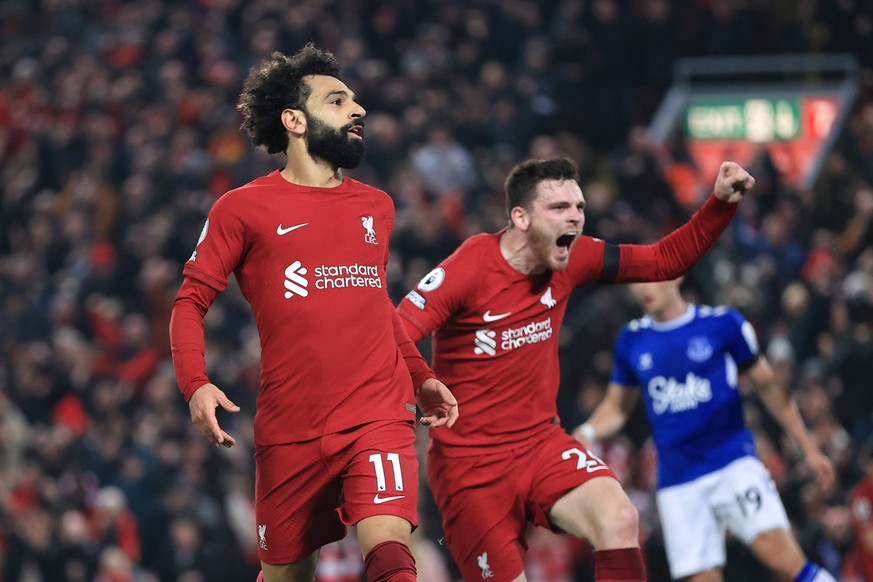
left=369, top=453, right=404, bottom=492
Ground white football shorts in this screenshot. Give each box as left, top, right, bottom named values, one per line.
left=656, top=456, right=791, bottom=579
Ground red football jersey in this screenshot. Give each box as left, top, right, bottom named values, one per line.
left=398, top=195, right=736, bottom=454
left=171, top=171, right=429, bottom=446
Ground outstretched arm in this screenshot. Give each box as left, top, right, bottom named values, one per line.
left=609, top=161, right=756, bottom=284
left=746, top=357, right=835, bottom=492
left=573, top=383, right=640, bottom=447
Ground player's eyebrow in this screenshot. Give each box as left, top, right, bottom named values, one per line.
left=550, top=199, right=586, bottom=210
left=324, top=89, right=358, bottom=102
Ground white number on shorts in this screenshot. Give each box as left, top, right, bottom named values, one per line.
left=561, top=447, right=608, bottom=473
left=735, top=486, right=763, bottom=517
left=369, top=453, right=404, bottom=492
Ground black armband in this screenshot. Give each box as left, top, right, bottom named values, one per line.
left=599, top=243, right=621, bottom=283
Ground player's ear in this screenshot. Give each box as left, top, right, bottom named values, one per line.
left=510, top=206, right=530, bottom=231
left=281, top=109, right=306, bottom=136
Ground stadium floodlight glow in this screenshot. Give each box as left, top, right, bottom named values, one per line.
left=649, top=53, right=859, bottom=203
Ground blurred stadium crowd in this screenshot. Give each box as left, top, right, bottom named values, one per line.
left=2, top=0, right=873, bottom=580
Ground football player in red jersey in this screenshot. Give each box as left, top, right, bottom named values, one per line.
left=169, top=44, right=458, bottom=582
left=397, top=156, right=754, bottom=582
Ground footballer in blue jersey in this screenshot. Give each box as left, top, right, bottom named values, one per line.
left=576, top=278, right=836, bottom=582
left=611, top=301, right=759, bottom=489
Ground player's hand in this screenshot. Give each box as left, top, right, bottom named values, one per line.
left=416, top=378, right=459, bottom=429
left=572, top=423, right=596, bottom=448
left=712, top=161, right=755, bottom=204
left=805, top=448, right=836, bottom=494
left=188, top=383, right=240, bottom=447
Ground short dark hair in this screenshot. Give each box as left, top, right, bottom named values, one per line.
left=238, top=43, right=343, bottom=154
left=504, top=157, right=579, bottom=213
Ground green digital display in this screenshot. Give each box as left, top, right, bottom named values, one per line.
left=649, top=54, right=858, bottom=189
left=684, top=98, right=801, bottom=142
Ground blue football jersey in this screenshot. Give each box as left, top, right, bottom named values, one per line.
left=611, top=304, right=760, bottom=488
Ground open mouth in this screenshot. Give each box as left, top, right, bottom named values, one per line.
left=556, top=232, right=577, bottom=255
left=348, top=124, right=364, bottom=139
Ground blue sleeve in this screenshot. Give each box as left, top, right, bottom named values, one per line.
left=722, top=308, right=759, bottom=368
left=610, top=327, right=639, bottom=387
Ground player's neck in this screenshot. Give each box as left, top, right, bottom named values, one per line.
left=499, top=229, right=546, bottom=275
left=280, top=148, right=344, bottom=188
left=651, top=298, right=689, bottom=323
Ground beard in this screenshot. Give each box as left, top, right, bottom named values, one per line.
left=529, top=224, right=568, bottom=271
left=304, top=111, right=365, bottom=169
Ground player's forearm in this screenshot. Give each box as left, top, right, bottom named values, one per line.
left=613, top=195, right=738, bottom=283
left=169, top=298, right=210, bottom=401
left=582, top=405, right=630, bottom=441
left=393, top=310, right=435, bottom=390
left=576, top=384, right=639, bottom=443
left=169, top=277, right=218, bottom=401
left=758, top=385, right=819, bottom=458
left=651, top=195, right=738, bottom=279
left=577, top=393, right=633, bottom=443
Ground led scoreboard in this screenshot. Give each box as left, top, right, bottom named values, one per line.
left=649, top=54, right=859, bottom=193
left=683, top=95, right=840, bottom=187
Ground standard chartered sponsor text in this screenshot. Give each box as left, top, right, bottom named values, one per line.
left=314, top=263, right=382, bottom=289
left=500, top=318, right=552, bottom=350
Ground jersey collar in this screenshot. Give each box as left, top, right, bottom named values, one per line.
left=648, top=304, right=695, bottom=331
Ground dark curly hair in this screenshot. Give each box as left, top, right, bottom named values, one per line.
left=237, top=43, right=343, bottom=154
left=504, top=157, right=579, bottom=213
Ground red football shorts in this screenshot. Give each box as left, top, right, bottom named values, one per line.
left=255, top=419, right=419, bottom=565
left=427, top=423, right=618, bottom=581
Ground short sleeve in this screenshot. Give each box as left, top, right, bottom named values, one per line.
left=722, top=308, right=759, bottom=368
left=567, top=235, right=608, bottom=287
left=397, top=246, right=476, bottom=338
left=610, top=326, right=639, bottom=388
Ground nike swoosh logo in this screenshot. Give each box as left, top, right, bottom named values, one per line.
left=373, top=494, right=406, bottom=504
left=483, top=310, right=511, bottom=322
left=276, top=223, right=309, bottom=235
